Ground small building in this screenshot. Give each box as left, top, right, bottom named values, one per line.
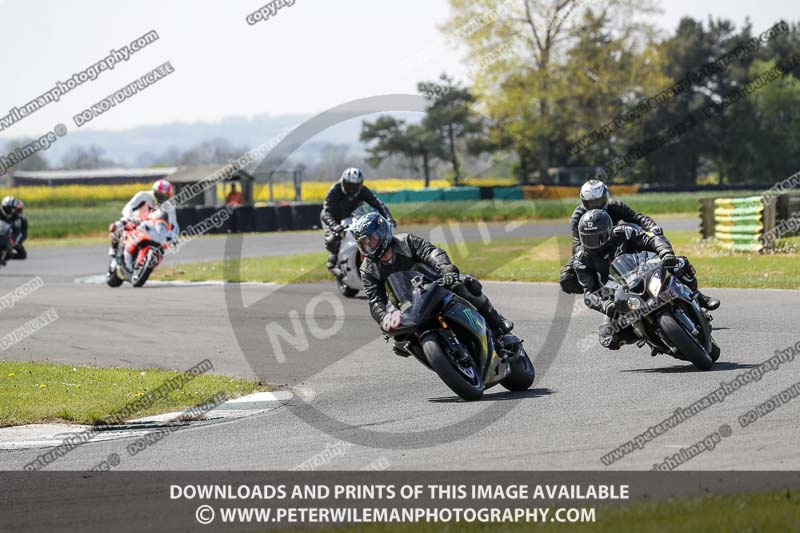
left=166, top=165, right=255, bottom=206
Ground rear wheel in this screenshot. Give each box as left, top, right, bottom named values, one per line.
left=422, top=333, right=483, bottom=401
left=658, top=312, right=713, bottom=370
left=105, top=269, right=123, bottom=287
left=710, top=337, right=721, bottom=362
left=502, top=347, right=535, bottom=391
left=336, top=277, right=358, bottom=298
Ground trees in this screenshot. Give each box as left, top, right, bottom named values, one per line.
left=360, top=75, right=489, bottom=186
left=360, top=115, right=443, bottom=187
left=443, top=0, right=662, bottom=183
left=419, top=74, right=486, bottom=185
left=61, top=145, right=115, bottom=170
left=2, top=139, right=49, bottom=172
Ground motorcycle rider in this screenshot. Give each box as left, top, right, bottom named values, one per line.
left=108, top=179, right=178, bottom=256
left=321, top=167, right=395, bottom=272
left=0, top=196, right=28, bottom=260
left=560, top=179, right=663, bottom=294
left=574, top=209, right=720, bottom=350
left=354, top=212, right=513, bottom=339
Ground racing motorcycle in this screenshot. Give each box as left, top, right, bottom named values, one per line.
left=0, top=220, right=15, bottom=267
left=605, top=251, right=721, bottom=370
left=106, top=209, right=175, bottom=288
left=382, top=270, right=535, bottom=401
left=329, top=206, right=373, bottom=298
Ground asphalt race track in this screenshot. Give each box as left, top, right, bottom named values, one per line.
left=1, top=217, right=798, bottom=471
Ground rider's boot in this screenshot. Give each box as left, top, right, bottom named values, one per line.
left=483, top=305, right=513, bottom=336
left=326, top=253, right=337, bottom=272
left=695, top=291, right=720, bottom=311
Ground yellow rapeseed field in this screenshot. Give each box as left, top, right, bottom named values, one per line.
left=0, top=183, right=149, bottom=207
left=4, top=178, right=520, bottom=207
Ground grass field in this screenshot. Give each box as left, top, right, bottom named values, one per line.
left=0, top=361, right=266, bottom=427
left=297, top=491, right=800, bottom=533
left=26, top=203, right=120, bottom=239
left=154, top=230, right=800, bottom=290
left=24, top=190, right=741, bottom=240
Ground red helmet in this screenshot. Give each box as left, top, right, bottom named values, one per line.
left=153, top=179, right=174, bottom=202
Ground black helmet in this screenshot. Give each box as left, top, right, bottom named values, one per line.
left=1, top=196, right=18, bottom=218
left=580, top=179, right=609, bottom=210
left=352, top=212, right=392, bottom=261
left=578, top=209, right=613, bottom=252
left=340, top=167, right=364, bottom=197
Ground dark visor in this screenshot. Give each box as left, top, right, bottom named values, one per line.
left=580, top=231, right=609, bottom=250
left=583, top=197, right=607, bottom=210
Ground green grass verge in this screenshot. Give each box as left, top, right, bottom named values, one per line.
left=0, top=361, right=266, bottom=427
left=154, top=230, right=800, bottom=290
left=22, top=190, right=756, bottom=241
left=389, top=192, right=761, bottom=224
left=293, top=490, right=799, bottom=533
left=26, top=203, right=120, bottom=240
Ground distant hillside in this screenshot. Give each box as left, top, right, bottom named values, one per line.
left=1, top=112, right=418, bottom=167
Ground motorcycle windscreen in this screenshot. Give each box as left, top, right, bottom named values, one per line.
left=386, top=271, right=421, bottom=311
left=610, top=251, right=658, bottom=287
left=385, top=270, right=442, bottom=326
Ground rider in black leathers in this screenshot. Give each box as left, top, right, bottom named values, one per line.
left=561, top=180, right=661, bottom=294
left=574, top=209, right=719, bottom=350
left=321, top=167, right=394, bottom=271
left=354, top=212, right=512, bottom=337
left=0, top=196, right=28, bottom=260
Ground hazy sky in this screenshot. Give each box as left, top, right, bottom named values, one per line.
left=0, top=0, right=795, bottom=138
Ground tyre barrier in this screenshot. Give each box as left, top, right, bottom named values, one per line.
left=291, top=203, right=322, bottom=230
left=254, top=205, right=277, bottom=232
left=275, top=204, right=293, bottom=231
left=232, top=205, right=255, bottom=233
left=712, top=196, right=766, bottom=252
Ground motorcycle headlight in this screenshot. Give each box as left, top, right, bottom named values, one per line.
left=647, top=271, right=662, bottom=296
left=628, top=296, right=643, bottom=310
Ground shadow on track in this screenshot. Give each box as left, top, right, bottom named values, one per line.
left=621, top=361, right=757, bottom=374
left=427, top=387, right=555, bottom=403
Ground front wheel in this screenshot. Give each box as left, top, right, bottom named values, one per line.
left=658, top=312, right=713, bottom=370
left=422, top=333, right=484, bottom=401
left=502, top=347, right=535, bottom=391
left=131, top=250, right=156, bottom=287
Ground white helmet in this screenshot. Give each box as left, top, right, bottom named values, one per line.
left=579, top=179, right=609, bottom=210
left=340, top=167, right=364, bottom=197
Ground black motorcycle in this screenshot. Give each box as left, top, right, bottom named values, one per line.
left=382, top=270, right=535, bottom=401
left=606, top=251, right=721, bottom=370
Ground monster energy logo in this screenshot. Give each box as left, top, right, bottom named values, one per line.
left=463, top=308, right=482, bottom=331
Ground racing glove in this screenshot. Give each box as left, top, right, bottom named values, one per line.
left=388, top=218, right=398, bottom=228
left=650, top=225, right=664, bottom=236
left=330, top=224, right=344, bottom=235
left=440, top=272, right=460, bottom=287
left=659, top=253, right=679, bottom=268
left=601, top=300, right=616, bottom=317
